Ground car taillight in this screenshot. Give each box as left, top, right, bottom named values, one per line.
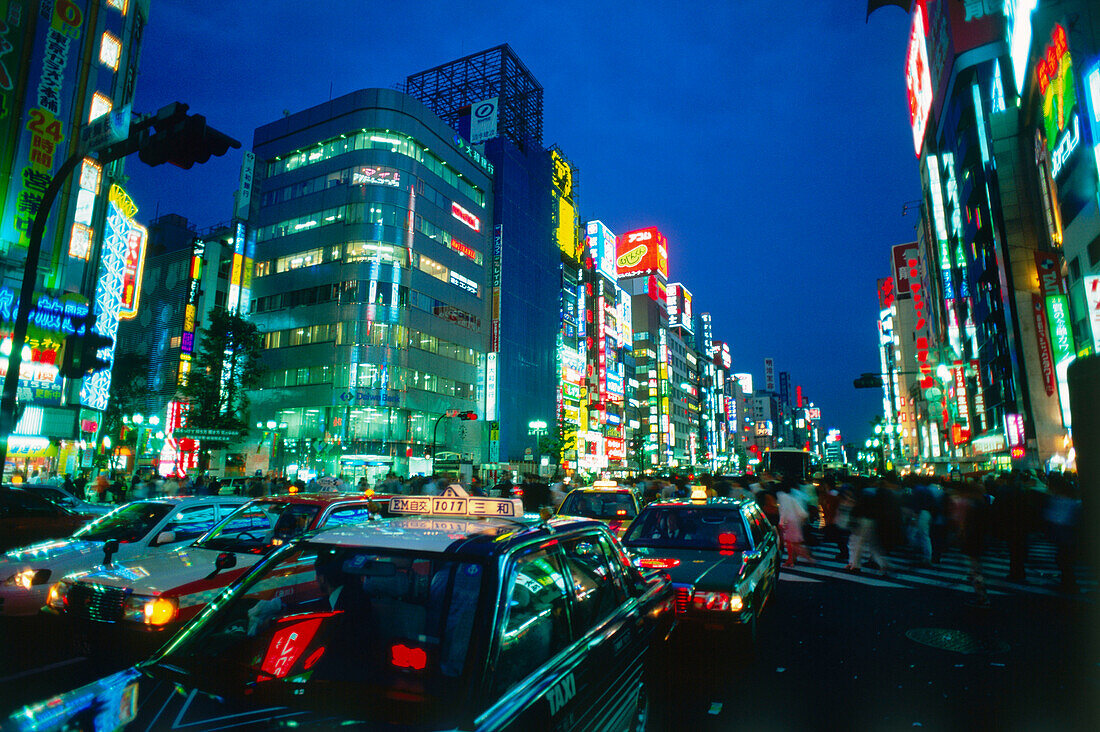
left=692, top=591, right=743, bottom=612
left=391, top=644, right=426, bottom=670
left=638, top=557, right=681, bottom=569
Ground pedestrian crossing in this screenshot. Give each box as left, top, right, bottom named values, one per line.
left=778, top=536, right=1096, bottom=601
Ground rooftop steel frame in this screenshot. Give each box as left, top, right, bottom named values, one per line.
left=404, top=44, right=543, bottom=151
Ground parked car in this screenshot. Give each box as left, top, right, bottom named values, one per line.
left=22, top=484, right=112, bottom=518
left=555, top=481, right=641, bottom=537
left=0, top=496, right=246, bottom=617
left=0, top=486, right=90, bottom=554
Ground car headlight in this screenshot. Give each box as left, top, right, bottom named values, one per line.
left=4, top=569, right=52, bottom=590
left=122, top=595, right=178, bottom=626
left=691, top=591, right=744, bottom=613
left=47, top=580, right=71, bottom=609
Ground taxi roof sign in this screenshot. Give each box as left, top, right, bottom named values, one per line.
left=388, top=485, right=523, bottom=519
left=591, top=480, right=619, bottom=489
left=689, top=485, right=709, bottom=502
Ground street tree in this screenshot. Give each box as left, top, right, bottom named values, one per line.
left=177, top=307, right=263, bottom=444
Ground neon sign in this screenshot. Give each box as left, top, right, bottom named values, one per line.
left=616, top=227, right=668, bottom=279
left=1037, top=24, right=1080, bottom=179
left=451, top=201, right=481, bottom=232
left=906, top=1, right=933, bottom=156
left=1006, top=0, right=1038, bottom=95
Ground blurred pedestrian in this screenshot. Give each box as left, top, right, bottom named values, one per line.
left=777, top=481, right=813, bottom=567
left=1044, top=472, right=1082, bottom=594
left=950, top=480, right=991, bottom=607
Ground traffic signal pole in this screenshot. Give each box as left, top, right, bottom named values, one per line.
left=0, top=150, right=85, bottom=481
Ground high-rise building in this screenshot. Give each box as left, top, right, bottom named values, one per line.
left=404, top=45, right=559, bottom=466
left=246, top=89, right=493, bottom=481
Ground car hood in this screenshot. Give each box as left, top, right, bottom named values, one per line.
left=0, top=539, right=114, bottom=578
left=69, top=546, right=263, bottom=598
left=3, top=666, right=364, bottom=732
left=624, top=545, right=747, bottom=586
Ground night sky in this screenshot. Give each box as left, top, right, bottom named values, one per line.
left=124, top=0, right=922, bottom=445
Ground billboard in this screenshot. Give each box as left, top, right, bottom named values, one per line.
left=905, top=0, right=933, bottom=156
left=1037, top=24, right=1081, bottom=180
left=891, top=242, right=919, bottom=299
left=616, top=227, right=668, bottom=279
left=585, top=220, right=617, bottom=280
left=734, top=373, right=753, bottom=395
left=764, top=358, right=775, bottom=392
left=1, top=0, right=88, bottom=254
left=80, top=185, right=132, bottom=411
left=667, top=283, right=693, bottom=332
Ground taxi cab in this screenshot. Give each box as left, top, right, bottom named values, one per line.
left=48, top=493, right=391, bottom=660
left=11, top=486, right=675, bottom=731
left=621, top=487, right=779, bottom=648
left=555, top=480, right=640, bottom=538
left=1, top=496, right=245, bottom=617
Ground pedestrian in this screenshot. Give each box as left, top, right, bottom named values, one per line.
left=845, top=481, right=891, bottom=576
left=950, top=480, right=991, bottom=607
left=777, top=481, right=814, bottom=567
left=521, top=473, right=550, bottom=513
left=1044, top=472, right=1081, bottom=594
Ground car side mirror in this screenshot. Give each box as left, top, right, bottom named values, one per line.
left=102, top=539, right=120, bottom=567
left=155, top=530, right=177, bottom=546
left=205, top=551, right=236, bottom=580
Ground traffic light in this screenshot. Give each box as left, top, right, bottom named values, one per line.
left=59, top=326, right=114, bottom=380
left=853, top=373, right=884, bottom=389
left=137, top=102, right=240, bottom=169
left=457, top=411, right=478, bottom=420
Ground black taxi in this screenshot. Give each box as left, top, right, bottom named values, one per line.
left=8, top=486, right=675, bottom=731
left=621, top=487, right=779, bottom=647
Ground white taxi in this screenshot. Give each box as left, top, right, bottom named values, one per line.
left=0, top=496, right=245, bottom=617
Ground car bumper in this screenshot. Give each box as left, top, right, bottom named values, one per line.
left=0, top=586, right=49, bottom=617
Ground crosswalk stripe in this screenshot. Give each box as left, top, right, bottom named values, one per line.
left=776, top=534, right=1094, bottom=601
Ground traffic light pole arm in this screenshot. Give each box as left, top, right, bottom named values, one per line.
left=0, top=149, right=85, bottom=481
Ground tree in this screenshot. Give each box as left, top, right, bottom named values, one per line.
left=97, top=353, right=149, bottom=472
left=177, top=307, right=263, bottom=438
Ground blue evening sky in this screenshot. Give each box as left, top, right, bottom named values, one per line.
left=124, top=0, right=921, bottom=445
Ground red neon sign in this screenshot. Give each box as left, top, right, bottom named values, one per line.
left=905, top=1, right=933, bottom=156
left=451, top=202, right=481, bottom=232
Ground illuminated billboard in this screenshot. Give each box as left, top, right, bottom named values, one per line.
left=667, top=283, right=694, bottom=333
left=906, top=1, right=933, bottom=156
left=616, top=227, right=668, bottom=279
left=1036, top=24, right=1080, bottom=179
left=1006, top=0, right=1038, bottom=95
left=552, top=150, right=584, bottom=261
left=585, top=220, right=617, bottom=280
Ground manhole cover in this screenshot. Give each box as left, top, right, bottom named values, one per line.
left=905, top=628, right=1010, bottom=655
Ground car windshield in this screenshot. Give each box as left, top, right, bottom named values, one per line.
left=154, top=542, right=486, bottom=726
left=72, top=502, right=173, bottom=543
left=559, top=491, right=637, bottom=520
left=196, top=502, right=321, bottom=554
left=623, top=506, right=749, bottom=552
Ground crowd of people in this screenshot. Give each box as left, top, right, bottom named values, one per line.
left=20, top=464, right=1087, bottom=601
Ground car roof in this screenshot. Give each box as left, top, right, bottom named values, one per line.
left=641, top=497, right=751, bottom=509
left=567, top=487, right=633, bottom=494
left=247, top=492, right=389, bottom=507
left=141, top=495, right=247, bottom=506
left=306, top=515, right=606, bottom=557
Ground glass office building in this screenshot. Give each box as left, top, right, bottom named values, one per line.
left=247, top=89, right=493, bottom=479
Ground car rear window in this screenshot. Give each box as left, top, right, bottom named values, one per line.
left=623, top=506, right=749, bottom=552
left=559, top=491, right=637, bottom=520
left=197, top=502, right=321, bottom=554
left=157, top=543, right=486, bottom=726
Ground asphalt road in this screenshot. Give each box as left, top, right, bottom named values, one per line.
left=2, top=539, right=1097, bottom=730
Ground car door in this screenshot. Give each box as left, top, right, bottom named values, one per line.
left=556, top=530, right=653, bottom=732
left=475, top=543, right=577, bottom=731
left=743, top=504, right=778, bottom=608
